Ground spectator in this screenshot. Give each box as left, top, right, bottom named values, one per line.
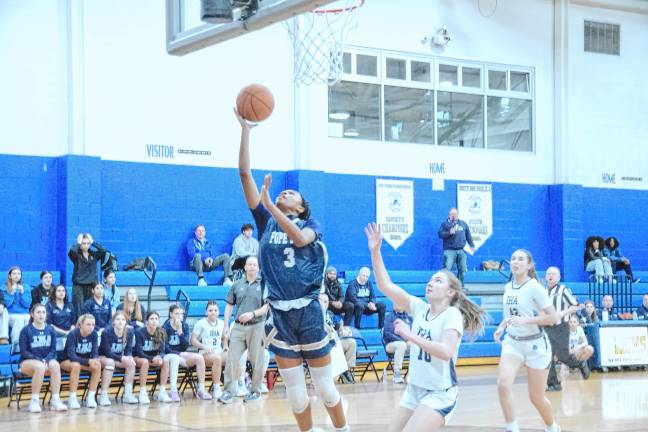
left=230, top=223, right=259, bottom=274
left=134, top=311, right=171, bottom=404
left=604, top=237, right=639, bottom=283
left=18, top=304, right=67, bottom=413
left=438, top=207, right=475, bottom=286
left=344, top=267, right=386, bottom=329
left=324, top=266, right=345, bottom=318
left=82, top=282, right=112, bottom=333
left=578, top=300, right=598, bottom=324
left=46, top=284, right=76, bottom=353
left=221, top=255, right=268, bottom=403
left=598, top=295, right=618, bottom=321
left=319, top=293, right=357, bottom=384
left=187, top=224, right=233, bottom=287
left=31, top=270, right=54, bottom=309
left=382, top=306, right=412, bottom=384
left=0, top=287, right=8, bottom=345
left=3, top=266, right=31, bottom=349
left=568, top=315, right=594, bottom=369
left=117, top=288, right=146, bottom=328
left=68, top=233, right=106, bottom=315
left=635, top=294, right=648, bottom=319
left=98, top=311, right=138, bottom=405
left=60, top=314, right=102, bottom=409
left=103, top=270, right=121, bottom=312
left=191, top=301, right=227, bottom=400
left=163, top=305, right=212, bottom=401
left=583, top=236, right=613, bottom=283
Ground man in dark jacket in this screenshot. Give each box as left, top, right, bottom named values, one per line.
left=324, top=267, right=345, bottom=318
left=68, top=233, right=106, bottom=315
left=343, top=267, right=386, bottom=329
left=438, top=208, right=474, bottom=286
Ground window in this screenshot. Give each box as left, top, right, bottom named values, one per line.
left=328, top=49, right=534, bottom=152
left=584, top=21, right=620, bottom=55
left=328, top=81, right=381, bottom=140
left=487, top=97, right=532, bottom=151
left=384, top=87, right=434, bottom=144
left=437, top=92, right=484, bottom=148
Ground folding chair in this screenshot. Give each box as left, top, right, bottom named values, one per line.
left=380, top=336, right=410, bottom=382
left=348, top=327, right=380, bottom=381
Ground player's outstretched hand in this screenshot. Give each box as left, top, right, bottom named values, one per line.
left=364, top=222, right=382, bottom=252
left=260, top=173, right=274, bottom=211
left=233, top=107, right=258, bottom=131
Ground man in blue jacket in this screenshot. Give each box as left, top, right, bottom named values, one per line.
left=438, top=208, right=474, bottom=286
left=187, top=225, right=233, bottom=287
left=343, top=267, right=386, bottom=329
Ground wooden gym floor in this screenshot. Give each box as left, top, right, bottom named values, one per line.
left=1, top=365, right=646, bottom=431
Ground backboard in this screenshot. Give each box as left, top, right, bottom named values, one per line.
left=166, top=0, right=337, bottom=56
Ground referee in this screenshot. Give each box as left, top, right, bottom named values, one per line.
left=544, top=266, right=587, bottom=391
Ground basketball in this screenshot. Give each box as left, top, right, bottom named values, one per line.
left=236, top=84, right=275, bottom=122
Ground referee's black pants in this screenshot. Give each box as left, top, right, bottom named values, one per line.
left=545, top=322, right=581, bottom=386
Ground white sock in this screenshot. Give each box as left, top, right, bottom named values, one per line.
left=69, top=392, right=78, bottom=399
left=545, top=422, right=559, bottom=432
left=51, top=393, right=61, bottom=401
left=506, top=421, right=520, bottom=432
left=335, top=425, right=350, bottom=432
left=88, top=390, right=96, bottom=399
left=124, top=383, right=133, bottom=394
left=159, top=384, right=167, bottom=393
left=31, top=394, right=39, bottom=402
left=198, top=382, right=205, bottom=392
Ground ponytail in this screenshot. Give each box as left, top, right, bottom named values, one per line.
left=440, top=269, right=487, bottom=341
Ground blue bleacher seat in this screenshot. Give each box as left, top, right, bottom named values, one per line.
left=117, top=270, right=225, bottom=286
left=22, top=271, right=62, bottom=287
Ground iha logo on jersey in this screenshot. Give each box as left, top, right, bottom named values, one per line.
left=416, top=327, right=432, bottom=341
left=505, top=296, right=518, bottom=306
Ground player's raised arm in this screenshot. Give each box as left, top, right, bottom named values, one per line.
left=235, top=108, right=261, bottom=210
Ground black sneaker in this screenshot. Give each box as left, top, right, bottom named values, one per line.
left=546, top=383, right=562, bottom=392
left=579, top=361, right=591, bottom=380
left=243, top=392, right=260, bottom=403
left=344, top=371, right=355, bottom=384
left=218, top=391, right=233, bottom=404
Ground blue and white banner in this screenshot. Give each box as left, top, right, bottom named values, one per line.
left=376, top=179, right=414, bottom=250
left=457, top=183, right=492, bottom=252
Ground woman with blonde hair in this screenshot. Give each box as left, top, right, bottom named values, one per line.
left=117, top=288, right=146, bottom=328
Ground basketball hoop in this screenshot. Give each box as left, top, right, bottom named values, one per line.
left=285, top=0, right=364, bottom=86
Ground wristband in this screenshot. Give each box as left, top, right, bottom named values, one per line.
left=252, top=310, right=256, bottom=318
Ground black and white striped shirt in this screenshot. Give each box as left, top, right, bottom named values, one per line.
left=548, top=283, right=578, bottom=324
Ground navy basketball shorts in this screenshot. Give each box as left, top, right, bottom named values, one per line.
left=265, top=300, right=335, bottom=360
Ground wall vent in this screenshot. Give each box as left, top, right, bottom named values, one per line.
left=584, top=20, right=620, bottom=55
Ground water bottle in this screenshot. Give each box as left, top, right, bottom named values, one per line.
left=632, top=311, right=638, bottom=320
left=602, top=310, right=609, bottom=322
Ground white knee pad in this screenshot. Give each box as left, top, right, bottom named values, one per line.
left=279, top=365, right=309, bottom=414
left=309, top=363, right=341, bottom=408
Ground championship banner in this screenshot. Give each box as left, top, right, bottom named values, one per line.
left=599, top=326, right=648, bottom=367
left=457, top=183, right=492, bottom=252
left=376, top=179, right=414, bottom=250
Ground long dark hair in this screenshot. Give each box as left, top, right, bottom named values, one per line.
left=48, top=284, right=68, bottom=304
left=145, top=311, right=166, bottom=349
left=584, top=236, right=605, bottom=265
left=6, top=266, right=22, bottom=293
left=28, top=303, right=47, bottom=324
left=605, top=236, right=619, bottom=250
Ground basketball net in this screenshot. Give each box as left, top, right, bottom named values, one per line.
left=284, top=0, right=363, bottom=86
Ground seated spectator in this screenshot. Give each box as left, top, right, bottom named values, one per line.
left=117, top=288, right=147, bottom=328
left=82, top=282, right=112, bottom=332
left=68, top=233, right=106, bottom=315
left=98, top=311, right=138, bottom=405
left=583, top=236, right=613, bottom=283
left=597, top=295, right=618, bottom=321
left=18, top=304, right=67, bottom=412
left=134, top=312, right=171, bottom=404
left=103, top=270, right=121, bottom=312
left=320, top=293, right=356, bottom=384
left=163, top=305, right=212, bottom=401
left=191, top=301, right=227, bottom=400
left=0, top=287, right=8, bottom=344
left=324, top=266, right=345, bottom=318
left=46, top=284, right=76, bottom=353
left=230, top=223, right=259, bottom=275
left=382, top=306, right=412, bottom=384
left=604, top=237, right=639, bottom=283
left=568, top=315, right=594, bottom=377
left=187, top=224, right=233, bottom=287
left=578, top=299, right=598, bottom=324
left=60, top=314, right=102, bottom=409
left=2, top=266, right=31, bottom=349
left=635, top=293, right=648, bottom=319
left=343, top=267, right=386, bottom=329
left=31, top=270, right=54, bottom=309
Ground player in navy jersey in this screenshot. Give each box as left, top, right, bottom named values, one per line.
left=18, top=304, right=68, bottom=413
left=98, top=311, right=138, bottom=405
left=82, top=282, right=112, bottom=332
left=236, top=110, right=347, bottom=432
left=366, top=223, right=486, bottom=431
left=60, top=314, right=102, bottom=409
left=134, top=311, right=171, bottom=403
left=46, top=284, right=76, bottom=354
left=163, top=305, right=212, bottom=401
left=494, top=250, right=562, bottom=432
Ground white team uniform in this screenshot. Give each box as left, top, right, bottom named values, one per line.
left=569, top=326, right=586, bottom=353
left=400, top=297, right=463, bottom=421
left=501, top=278, right=552, bottom=369
left=192, top=318, right=224, bottom=354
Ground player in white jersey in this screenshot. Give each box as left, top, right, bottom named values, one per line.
left=191, top=300, right=228, bottom=399
left=365, top=223, right=486, bottom=432
left=494, top=250, right=562, bottom=432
